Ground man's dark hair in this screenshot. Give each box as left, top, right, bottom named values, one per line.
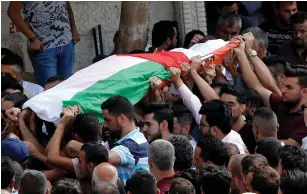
left=71, top=113, right=101, bottom=143
left=2, top=92, right=28, bottom=109
left=280, top=169, right=307, bottom=194
left=215, top=1, right=238, bottom=9
left=1, top=75, right=24, bottom=93
left=291, top=12, right=307, bottom=25
left=143, top=102, right=170, bottom=114
left=241, top=154, right=269, bottom=177
left=183, top=30, right=205, bottom=48
left=80, top=143, right=109, bottom=165
left=169, top=177, right=195, bottom=194
left=126, top=168, right=157, bottom=194
left=168, top=135, right=194, bottom=171
left=199, top=99, right=232, bottom=135
left=92, top=182, right=119, bottom=194
left=284, top=64, right=307, bottom=88
left=147, top=106, right=174, bottom=133
left=1, top=156, right=15, bottom=189
left=280, top=145, right=307, bottom=172
left=51, top=178, right=82, bottom=194
left=152, top=20, right=175, bottom=48
left=197, top=135, right=229, bottom=166
left=19, top=170, right=47, bottom=194
left=263, top=55, right=287, bottom=82
left=246, top=89, right=263, bottom=109
left=200, top=166, right=232, bottom=194
left=173, top=104, right=193, bottom=127
left=248, top=165, right=280, bottom=194
left=1, top=51, right=24, bottom=73
left=46, top=75, right=65, bottom=84
left=211, top=82, right=229, bottom=96
left=276, top=1, right=296, bottom=9
left=175, top=169, right=201, bottom=194
left=101, top=95, right=134, bottom=121
left=255, top=139, right=283, bottom=168
left=220, top=85, right=248, bottom=105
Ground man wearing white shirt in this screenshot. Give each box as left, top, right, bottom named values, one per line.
left=2, top=50, right=43, bottom=97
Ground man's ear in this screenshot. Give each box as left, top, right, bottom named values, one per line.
left=117, top=178, right=120, bottom=186
left=184, top=124, right=191, bottom=134
left=240, top=104, right=247, bottom=114
left=166, top=38, right=171, bottom=46
left=88, top=162, right=95, bottom=172
left=92, top=180, right=95, bottom=189
left=248, top=107, right=256, bottom=118
left=156, top=188, right=161, bottom=194
left=161, top=120, right=169, bottom=132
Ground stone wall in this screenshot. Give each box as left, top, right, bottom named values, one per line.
left=1, top=1, right=175, bottom=73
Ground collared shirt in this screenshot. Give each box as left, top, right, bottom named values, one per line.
left=270, top=93, right=307, bottom=145
left=111, top=128, right=149, bottom=184
left=157, top=174, right=175, bottom=194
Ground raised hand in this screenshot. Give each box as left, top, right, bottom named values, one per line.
left=189, top=34, right=204, bottom=48
left=242, top=32, right=255, bottom=54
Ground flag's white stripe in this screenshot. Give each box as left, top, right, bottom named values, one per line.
left=23, top=55, right=150, bottom=122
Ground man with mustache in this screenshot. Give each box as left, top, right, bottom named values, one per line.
left=277, top=12, right=307, bottom=64
left=235, top=34, right=307, bottom=147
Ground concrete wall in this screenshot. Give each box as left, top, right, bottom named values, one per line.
left=1, top=1, right=175, bottom=73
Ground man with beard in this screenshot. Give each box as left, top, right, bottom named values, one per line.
left=143, top=102, right=173, bottom=143
left=150, top=20, right=178, bottom=52
left=235, top=35, right=307, bottom=147
left=220, top=85, right=256, bottom=154
left=101, top=95, right=149, bottom=184
left=277, top=12, right=307, bottom=64
left=259, top=1, right=298, bottom=54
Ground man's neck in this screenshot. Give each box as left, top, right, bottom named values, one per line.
left=232, top=117, right=246, bottom=132
left=291, top=101, right=305, bottom=113
left=155, top=169, right=175, bottom=182
left=162, top=131, right=172, bottom=141
left=120, top=122, right=136, bottom=138
left=295, top=47, right=305, bottom=59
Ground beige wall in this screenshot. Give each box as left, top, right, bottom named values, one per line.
left=1, top=1, right=175, bottom=73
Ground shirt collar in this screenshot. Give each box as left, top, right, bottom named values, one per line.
left=115, top=128, right=139, bottom=144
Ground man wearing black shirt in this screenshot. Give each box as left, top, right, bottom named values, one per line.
left=259, top=1, right=298, bottom=54
left=220, top=85, right=256, bottom=153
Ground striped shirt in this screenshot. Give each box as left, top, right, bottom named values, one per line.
left=111, top=128, right=149, bottom=184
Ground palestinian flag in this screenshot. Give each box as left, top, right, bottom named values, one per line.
left=22, top=39, right=238, bottom=123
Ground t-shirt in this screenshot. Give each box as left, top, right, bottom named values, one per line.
left=238, top=122, right=256, bottom=154
left=258, top=21, right=292, bottom=54
left=157, top=174, right=175, bottom=194
left=23, top=1, right=72, bottom=49
left=22, top=81, right=44, bottom=97
left=222, top=130, right=247, bottom=154
left=111, top=128, right=149, bottom=184
left=270, top=93, right=307, bottom=145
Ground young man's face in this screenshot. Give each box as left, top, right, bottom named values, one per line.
left=220, top=93, right=244, bottom=123
left=143, top=113, right=162, bottom=142
left=292, top=21, right=307, bottom=49
left=280, top=77, right=303, bottom=105
left=278, top=2, right=297, bottom=24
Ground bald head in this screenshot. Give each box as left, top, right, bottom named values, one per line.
left=252, top=107, right=278, bottom=140
left=92, top=163, right=119, bottom=187
left=228, top=154, right=247, bottom=179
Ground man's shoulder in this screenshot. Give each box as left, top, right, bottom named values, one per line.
left=23, top=81, right=44, bottom=95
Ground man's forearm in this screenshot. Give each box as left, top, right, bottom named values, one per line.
left=48, top=124, right=66, bottom=159
left=8, top=2, right=36, bottom=38
left=19, top=119, right=45, bottom=154
left=190, top=70, right=219, bottom=101
left=249, top=55, right=282, bottom=95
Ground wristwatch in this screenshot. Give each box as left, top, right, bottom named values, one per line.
left=301, top=104, right=307, bottom=110
left=248, top=49, right=257, bottom=57
left=28, top=36, right=37, bottom=43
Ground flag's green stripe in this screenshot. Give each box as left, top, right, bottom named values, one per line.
left=62, top=61, right=170, bottom=122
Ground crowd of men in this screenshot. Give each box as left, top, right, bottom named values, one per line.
left=2, top=1, right=307, bottom=194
